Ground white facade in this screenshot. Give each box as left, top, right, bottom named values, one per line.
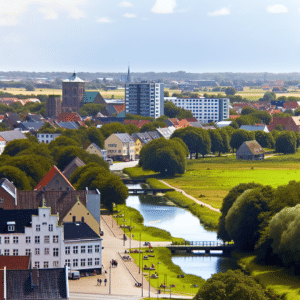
left=0, top=207, right=102, bottom=272
left=0, top=139, right=5, bottom=155
left=37, top=133, right=61, bottom=144
left=125, top=82, right=164, bottom=119
left=167, top=97, right=230, bottom=123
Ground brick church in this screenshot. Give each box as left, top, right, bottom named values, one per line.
left=61, top=72, right=85, bottom=113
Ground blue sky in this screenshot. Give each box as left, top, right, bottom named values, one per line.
left=0, top=0, right=300, bottom=73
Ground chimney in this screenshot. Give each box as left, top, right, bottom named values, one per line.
left=31, top=268, right=39, bottom=288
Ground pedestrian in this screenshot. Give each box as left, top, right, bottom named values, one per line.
left=97, top=279, right=99, bottom=286
left=99, top=279, right=102, bottom=286
left=104, top=278, right=107, bottom=286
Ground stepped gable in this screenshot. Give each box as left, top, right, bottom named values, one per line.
left=62, top=157, right=85, bottom=180
left=34, top=165, right=75, bottom=191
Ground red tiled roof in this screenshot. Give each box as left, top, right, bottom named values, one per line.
left=0, top=136, right=5, bottom=142
left=124, top=120, right=151, bottom=128
left=57, top=112, right=81, bottom=122
left=0, top=256, right=30, bottom=270
left=113, top=104, right=125, bottom=115
left=229, top=115, right=241, bottom=119
left=34, top=166, right=75, bottom=191
left=283, top=102, right=300, bottom=110
left=185, top=117, right=198, bottom=122
left=268, top=117, right=290, bottom=131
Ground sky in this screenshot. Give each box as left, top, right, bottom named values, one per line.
left=1, top=0, right=300, bottom=73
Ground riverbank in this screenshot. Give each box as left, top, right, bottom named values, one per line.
left=123, top=167, right=220, bottom=230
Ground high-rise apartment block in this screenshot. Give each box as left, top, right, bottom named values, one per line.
left=46, top=96, right=61, bottom=118
left=62, top=73, right=85, bottom=112
left=125, top=82, right=164, bottom=118
left=167, top=97, right=229, bottom=123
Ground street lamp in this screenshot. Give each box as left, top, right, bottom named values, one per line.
left=109, top=260, right=112, bottom=294
left=139, top=232, right=141, bottom=274
left=129, top=218, right=132, bottom=251
left=149, top=268, right=151, bottom=298
left=157, top=262, right=161, bottom=299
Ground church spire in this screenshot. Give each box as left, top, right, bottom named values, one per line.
left=127, top=65, right=131, bottom=83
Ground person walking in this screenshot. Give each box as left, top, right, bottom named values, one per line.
left=104, top=278, right=107, bottom=286
left=99, top=278, right=102, bottom=286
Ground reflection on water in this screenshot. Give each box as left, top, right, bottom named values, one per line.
left=126, top=184, right=238, bottom=279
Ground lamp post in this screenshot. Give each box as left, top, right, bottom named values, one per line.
left=141, top=255, right=144, bottom=298
left=129, top=218, right=132, bottom=251
left=157, top=262, right=161, bottom=299
left=139, top=232, right=141, bottom=274
left=109, top=260, right=112, bottom=295
left=149, top=268, right=151, bottom=298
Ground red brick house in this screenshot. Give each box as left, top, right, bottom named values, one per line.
left=57, top=112, right=81, bottom=122
left=283, top=102, right=300, bottom=110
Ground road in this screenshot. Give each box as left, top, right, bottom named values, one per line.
left=110, top=160, right=139, bottom=171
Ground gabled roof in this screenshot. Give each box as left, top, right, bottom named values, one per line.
left=132, top=132, right=152, bottom=144
left=25, top=113, right=43, bottom=122
left=64, top=222, right=100, bottom=240
left=147, top=131, right=160, bottom=139
left=114, top=104, right=125, bottom=114
left=0, top=178, right=16, bottom=198
left=82, top=91, right=99, bottom=103
left=34, top=166, right=75, bottom=191
left=57, top=121, right=79, bottom=130
left=63, top=157, right=85, bottom=178
left=239, top=140, right=265, bottom=155
left=19, top=121, right=44, bottom=131
left=189, top=121, right=203, bottom=128
left=117, top=110, right=126, bottom=118
left=240, top=125, right=269, bottom=132
left=115, top=133, right=134, bottom=143
left=86, top=142, right=104, bottom=153
left=156, top=127, right=172, bottom=139
left=291, top=116, right=300, bottom=126
left=124, top=119, right=150, bottom=128
left=63, top=72, right=84, bottom=83
left=57, top=112, right=81, bottom=122
left=0, top=256, right=30, bottom=270
left=0, top=208, right=38, bottom=233
left=0, top=129, right=27, bottom=142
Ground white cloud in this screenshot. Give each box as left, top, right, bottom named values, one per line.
left=124, top=13, right=136, bottom=18
left=97, top=17, right=112, bottom=23
left=151, top=0, right=177, bottom=14
left=208, top=7, right=230, bottom=17
left=267, top=4, right=288, bottom=14
left=0, top=0, right=87, bottom=26
left=119, top=1, right=133, bottom=7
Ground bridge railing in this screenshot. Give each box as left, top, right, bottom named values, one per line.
left=170, top=241, right=234, bottom=247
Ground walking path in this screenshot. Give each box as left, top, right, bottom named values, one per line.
left=69, top=214, right=193, bottom=299
left=159, top=180, right=220, bottom=213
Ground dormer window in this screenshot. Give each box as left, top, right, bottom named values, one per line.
left=7, top=221, right=15, bottom=232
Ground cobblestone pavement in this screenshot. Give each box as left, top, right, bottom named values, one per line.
left=69, top=214, right=193, bottom=299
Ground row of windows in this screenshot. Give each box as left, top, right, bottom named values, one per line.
left=108, top=144, right=117, bottom=147
left=65, top=258, right=100, bottom=267
left=65, top=245, right=100, bottom=254
left=4, top=248, right=59, bottom=256
left=34, top=261, right=58, bottom=269
left=14, top=235, right=59, bottom=244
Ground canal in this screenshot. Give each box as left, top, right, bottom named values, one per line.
left=126, top=184, right=239, bottom=280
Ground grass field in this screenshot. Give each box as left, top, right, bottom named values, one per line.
left=0, top=88, right=125, bottom=99
left=129, top=247, right=203, bottom=296
left=236, top=253, right=300, bottom=300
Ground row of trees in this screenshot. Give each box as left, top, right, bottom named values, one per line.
left=217, top=180, right=300, bottom=274
left=0, top=130, right=128, bottom=210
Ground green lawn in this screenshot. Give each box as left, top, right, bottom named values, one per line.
left=130, top=247, right=203, bottom=297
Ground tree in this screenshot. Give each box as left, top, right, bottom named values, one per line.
left=164, top=101, right=193, bottom=119
left=79, top=103, right=104, bottom=117
left=124, top=124, right=140, bottom=135
left=255, top=131, right=275, bottom=149
left=218, top=182, right=263, bottom=242
left=241, top=107, right=256, bottom=115
left=0, top=166, right=31, bottom=190
left=100, top=122, right=126, bottom=139
left=225, top=186, right=274, bottom=250
left=274, top=124, right=283, bottom=131
left=208, top=129, right=223, bottom=155
left=225, top=87, right=237, bottom=96
left=171, top=137, right=189, bottom=157
left=269, top=204, right=300, bottom=269
left=251, top=111, right=272, bottom=125
left=275, top=131, right=296, bottom=154
left=2, top=139, right=32, bottom=156
left=229, top=129, right=254, bottom=152
left=139, top=138, right=186, bottom=176
left=219, top=129, right=231, bottom=155
left=38, top=122, right=62, bottom=134
left=164, top=91, right=170, bottom=97
left=140, top=121, right=166, bottom=132
left=263, top=92, right=276, bottom=101
left=195, top=269, right=277, bottom=300
left=87, top=127, right=104, bottom=148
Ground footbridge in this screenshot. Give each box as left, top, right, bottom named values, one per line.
left=167, top=241, right=236, bottom=255
left=128, top=188, right=174, bottom=195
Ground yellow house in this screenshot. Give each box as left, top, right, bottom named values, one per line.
left=86, top=143, right=107, bottom=161
left=104, top=133, right=135, bottom=161
left=59, top=197, right=100, bottom=235
left=132, top=137, right=142, bottom=158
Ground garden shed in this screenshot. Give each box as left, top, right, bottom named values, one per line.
left=236, top=140, right=265, bottom=160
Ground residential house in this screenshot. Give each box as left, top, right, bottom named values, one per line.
left=240, top=124, right=269, bottom=133
left=267, top=117, right=300, bottom=132
left=18, top=121, right=44, bottom=132
left=0, top=137, right=5, bottom=155
left=216, top=121, right=232, bottom=128
left=2, top=113, right=21, bottom=129
left=156, top=127, right=174, bottom=139
left=57, top=112, right=81, bottom=123
left=24, top=113, right=44, bottom=123
left=56, top=121, right=79, bottom=130
left=37, top=133, right=61, bottom=144
left=165, top=118, right=190, bottom=129
left=63, top=157, right=85, bottom=180
left=86, top=143, right=107, bottom=161
left=236, top=140, right=265, bottom=160
left=105, top=133, right=135, bottom=161
left=0, top=129, right=27, bottom=144
left=34, top=165, right=75, bottom=191
left=0, top=206, right=102, bottom=273
left=131, top=136, right=143, bottom=159
left=59, top=197, right=100, bottom=235
left=131, top=132, right=153, bottom=145
left=147, top=131, right=160, bottom=140
left=283, top=101, right=300, bottom=111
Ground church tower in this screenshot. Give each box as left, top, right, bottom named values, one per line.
left=126, top=66, right=131, bottom=83
left=61, top=72, right=85, bottom=112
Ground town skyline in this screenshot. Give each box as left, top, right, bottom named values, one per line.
left=1, top=0, right=300, bottom=73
